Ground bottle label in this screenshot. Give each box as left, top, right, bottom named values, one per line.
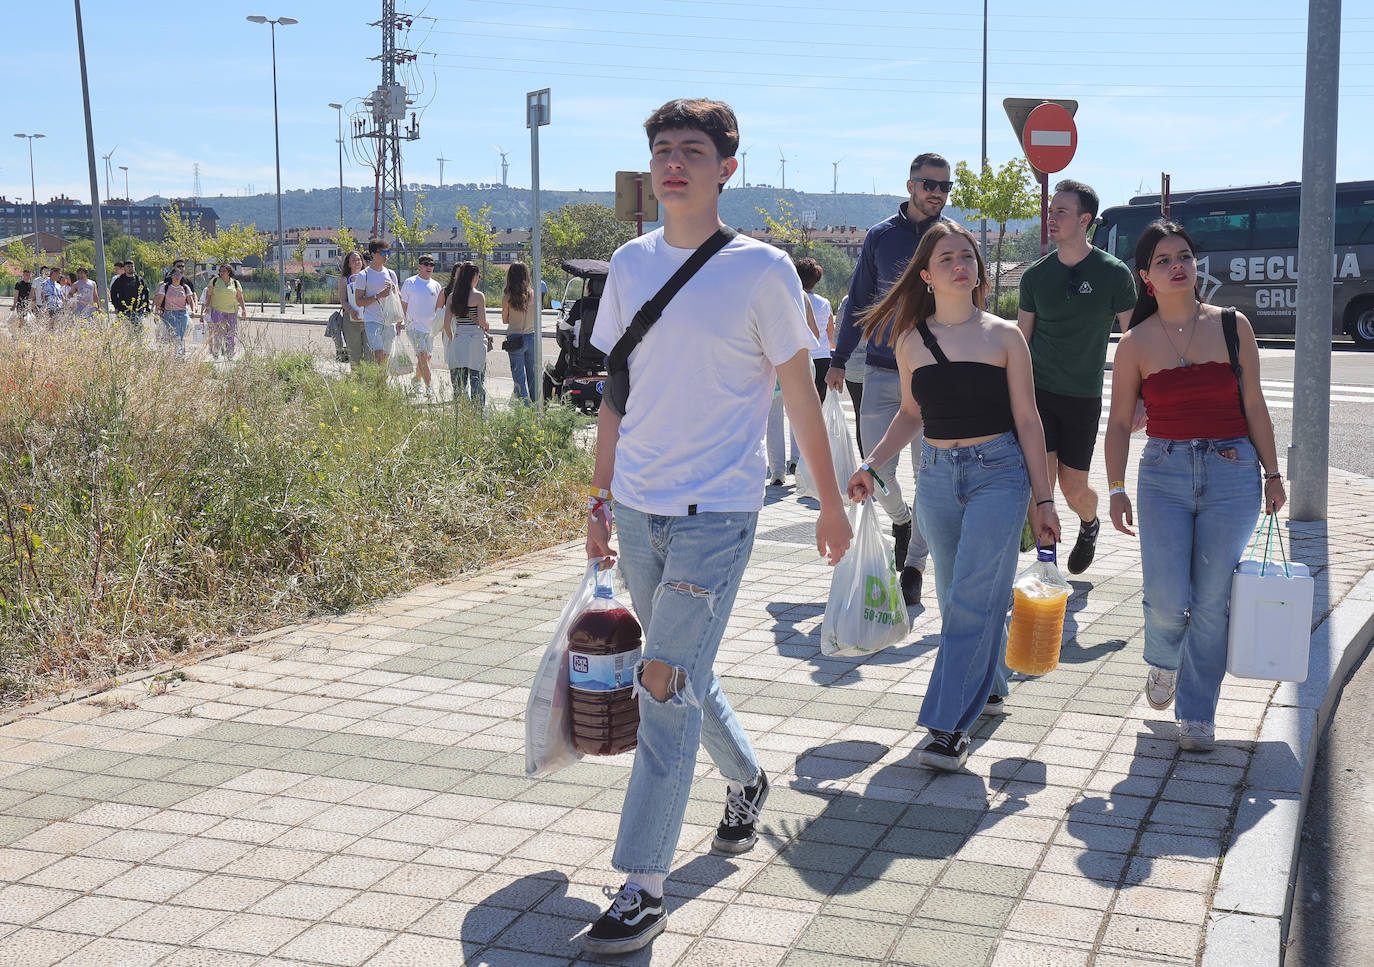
left=569, top=648, right=642, bottom=691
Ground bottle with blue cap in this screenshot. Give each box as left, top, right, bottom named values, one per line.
left=1006, top=543, right=1071, bottom=676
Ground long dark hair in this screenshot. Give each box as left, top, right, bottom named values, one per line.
left=504, top=263, right=531, bottom=312
left=448, top=262, right=478, bottom=315
left=1128, top=220, right=1199, bottom=330
left=858, top=221, right=988, bottom=346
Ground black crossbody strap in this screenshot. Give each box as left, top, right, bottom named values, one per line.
left=1222, top=306, right=1247, bottom=421
left=604, top=226, right=738, bottom=415
left=914, top=319, right=950, bottom=365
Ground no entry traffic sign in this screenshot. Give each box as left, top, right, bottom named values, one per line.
left=1022, top=103, right=1078, bottom=174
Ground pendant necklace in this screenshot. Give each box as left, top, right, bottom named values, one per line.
left=931, top=306, right=982, bottom=329
left=1158, top=302, right=1201, bottom=366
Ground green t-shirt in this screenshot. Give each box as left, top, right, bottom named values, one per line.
left=1019, top=247, right=1137, bottom=398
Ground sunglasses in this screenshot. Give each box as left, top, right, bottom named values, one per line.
left=918, top=179, right=953, bottom=193
left=378, top=250, right=391, bottom=255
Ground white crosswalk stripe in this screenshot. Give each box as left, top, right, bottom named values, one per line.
left=1098, top=375, right=1374, bottom=429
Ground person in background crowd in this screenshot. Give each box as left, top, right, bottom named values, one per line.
left=443, top=262, right=489, bottom=408
left=110, top=261, right=151, bottom=334
left=849, top=220, right=1059, bottom=772
left=206, top=264, right=248, bottom=359
left=350, top=240, right=399, bottom=366
left=827, top=152, right=956, bottom=606
left=39, top=266, right=65, bottom=327
left=1104, top=220, right=1285, bottom=753
left=155, top=265, right=197, bottom=357
left=294, top=276, right=304, bottom=304
left=71, top=267, right=98, bottom=320
left=1018, top=179, right=1139, bottom=575
left=11, top=269, right=33, bottom=322
left=400, top=254, right=444, bottom=394
left=837, top=293, right=868, bottom=458
left=501, top=263, right=538, bottom=403
left=337, top=251, right=367, bottom=367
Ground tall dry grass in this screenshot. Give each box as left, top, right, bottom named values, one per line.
left=0, top=319, right=592, bottom=704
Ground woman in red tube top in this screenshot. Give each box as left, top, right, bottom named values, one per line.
left=1103, top=220, right=1286, bottom=753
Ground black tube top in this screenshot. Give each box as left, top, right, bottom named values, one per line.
left=911, top=362, right=1015, bottom=439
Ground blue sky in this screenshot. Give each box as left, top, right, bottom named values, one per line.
left=4, top=1, right=1371, bottom=219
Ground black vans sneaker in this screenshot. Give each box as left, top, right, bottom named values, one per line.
left=900, top=566, right=923, bottom=606
left=1067, top=517, right=1100, bottom=575
left=713, top=769, right=769, bottom=854
left=892, top=521, right=912, bottom=573
left=583, top=884, right=667, bottom=954
left=918, top=730, right=970, bottom=771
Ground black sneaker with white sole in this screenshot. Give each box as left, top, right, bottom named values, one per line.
left=713, top=769, right=769, bottom=854
left=1067, top=517, right=1100, bottom=575
left=918, top=730, right=970, bottom=771
left=981, top=694, right=1006, bottom=717
left=583, top=884, right=667, bottom=954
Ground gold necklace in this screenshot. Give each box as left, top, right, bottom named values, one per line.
left=1157, top=303, right=1202, bottom=366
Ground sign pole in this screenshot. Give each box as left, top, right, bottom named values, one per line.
left=635, top=174, right=644, bottom=238
left=1039, top=171, right=1049, bottom=256
left=526, top=89, right=550, bottom=404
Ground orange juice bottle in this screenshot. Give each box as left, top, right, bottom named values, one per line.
left=1005, top=546, right=1071, bottom=676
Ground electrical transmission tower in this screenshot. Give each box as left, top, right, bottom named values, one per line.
left=354, top=0, right=420, bottom=238
left=193, top=163, right=202, bottom=200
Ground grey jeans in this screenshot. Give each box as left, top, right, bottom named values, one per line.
left=860, top=361, right=928, bottom=571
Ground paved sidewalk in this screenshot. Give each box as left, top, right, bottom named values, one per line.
left=1, top=443, right=1372, bottom=967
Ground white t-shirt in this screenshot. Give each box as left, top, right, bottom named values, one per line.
left=399, top=275, right=443, bottom=331
left=590, top=229, right=811, bottom=515
left=807, top=291, right=832, bottom=359
left=353, top=266, right=397, bottom=324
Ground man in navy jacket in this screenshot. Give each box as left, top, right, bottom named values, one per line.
left=827, top=152, right=953, bottom=605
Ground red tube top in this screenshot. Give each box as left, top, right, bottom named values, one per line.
left=1141, top=361, right=1249, bottom=440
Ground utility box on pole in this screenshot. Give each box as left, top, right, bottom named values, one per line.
left=615, top=171, right=657, bottom=236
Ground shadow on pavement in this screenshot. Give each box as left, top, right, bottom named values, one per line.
left=769, top=741, right=1046, bottom=895
left=767, top=602, right=938, bottom=685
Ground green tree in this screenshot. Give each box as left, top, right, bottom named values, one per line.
left=754, top=199, right=855, bottom=305
left=755, top=198, right=807, bottom=250
left=538, top=203, right=633, bottom=278
left=807, top=241, right=856, bottom=307
left=333, top=225, right=360, bottom=265
left=2, top=238, right=39, bottom=274
left=455, top=203, right=496, bottom=275
left=389, top=193, right=437, bottom=278
left=950, top=158, right=1040, bottom=303
left=203, top=222, right=272, bottom=269
left=153, top=203, right=208, bottom=271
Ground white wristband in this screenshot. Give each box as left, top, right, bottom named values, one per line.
left=1108, top=486, right=1127, bottom=497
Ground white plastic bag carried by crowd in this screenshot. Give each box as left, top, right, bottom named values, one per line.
left=525, top=562, right=599, bottom=777
left=378, top=286, right=405, bottom=328
left=820, top=500, right=910, bottom=657
left=1228, top=514, right=1313, bottom=682
left=795, top=391, right=858, bottom=500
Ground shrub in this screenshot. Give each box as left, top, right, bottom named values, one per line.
left=0, top=324, right=592, bottom=702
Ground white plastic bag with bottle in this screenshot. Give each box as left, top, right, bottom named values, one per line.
left=524, top=562, right=598, bottom=777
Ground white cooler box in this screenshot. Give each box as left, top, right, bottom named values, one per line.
left=1227, top=559, right=1314, bottom=682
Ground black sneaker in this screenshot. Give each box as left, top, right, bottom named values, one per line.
left=583, top=884, right=667, bottom=954
left=713, top=769, right=769, bottom=854
left=981, top=694, right=1006, bottom=717
left=918, top=730, right=969, bottom=771
left=787, top=461, right=797, bottom=475
left=1066, top=517, right=1100, bottom=575
left=900, top=566, right=923, bottom=606
left=892, top=521, right=912, bottom=573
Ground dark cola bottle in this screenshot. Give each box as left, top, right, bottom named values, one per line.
left=568, top=568, right=642, bottom=755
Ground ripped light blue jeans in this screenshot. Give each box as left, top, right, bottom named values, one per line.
left=611, top=504, right=762, bottom=877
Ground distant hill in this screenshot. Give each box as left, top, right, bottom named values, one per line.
left=147, top=186, right=977, bottom=235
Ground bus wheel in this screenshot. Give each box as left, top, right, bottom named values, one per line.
left=1348, top=300, right=1374, bottom=349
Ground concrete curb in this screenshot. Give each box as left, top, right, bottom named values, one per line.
left=1203, top=567, right=1374, bottom=966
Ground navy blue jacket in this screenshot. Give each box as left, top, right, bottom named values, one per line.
left=833, top=203, right=950, bottom=371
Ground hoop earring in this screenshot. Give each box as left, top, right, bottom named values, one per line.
left=926, top=283, right=933, bottom=294
left=1145, top=281, right=1155, bottom=297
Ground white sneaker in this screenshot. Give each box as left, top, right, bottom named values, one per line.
left=1179, top=720, right=1215, bottom=752
left=1146, top=666, right=1177, bottom=710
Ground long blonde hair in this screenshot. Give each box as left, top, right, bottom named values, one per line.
left=858, top=221, right=989, bottom=347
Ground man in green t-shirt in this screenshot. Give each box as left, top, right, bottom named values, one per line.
left=1018, top=179, right=1137, bottom=574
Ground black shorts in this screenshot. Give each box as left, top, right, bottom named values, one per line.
left=1035, top=387, right=1102, bottom=472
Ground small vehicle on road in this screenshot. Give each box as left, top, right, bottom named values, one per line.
left=544, top=258, right=610, bottom=413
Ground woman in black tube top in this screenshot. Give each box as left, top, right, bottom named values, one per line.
left=847, top=220, right=1060, bottom=772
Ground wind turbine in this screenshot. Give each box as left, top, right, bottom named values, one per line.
left=832, top=156, right=845, bottom=194
left=100, top=145, right=118, bottom=202
left=495, top=145, right=510, bottom=187
left=778, top=147, right=788, bottom=191
left=739, top=145, right=753, bottom=187
left=436, top=151, right=451, bottom=187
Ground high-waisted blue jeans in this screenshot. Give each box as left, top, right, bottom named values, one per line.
left=916, top=432, right=1030, bottom=735
left=1137, top=436, right=1260, bottom=723
left=610, top=505, right=762, bottom=877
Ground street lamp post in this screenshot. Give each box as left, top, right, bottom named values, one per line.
left=527, top=89, right=550, bottom=404
left=119, top=165, right=132, bottom=259
left=328, top=103, right=344, bottom=231
left=247, top=14, right=297, bottom=316
left=13, top=133, right=45, bottom=266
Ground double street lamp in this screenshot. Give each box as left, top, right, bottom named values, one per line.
left=247, top=14, right=297, bottom=314
left=13, top=133, right=45, bottom=264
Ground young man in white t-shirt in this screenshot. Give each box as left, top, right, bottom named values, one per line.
left=399, top=253, right=444, bottom=392
left=348, top=239, right=399, bottom=366
left=582, top=97, right=852, bottom=955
